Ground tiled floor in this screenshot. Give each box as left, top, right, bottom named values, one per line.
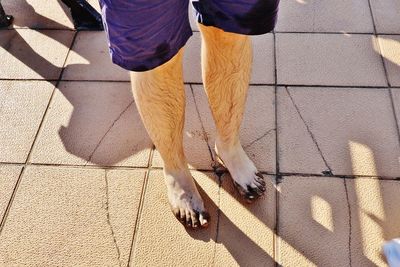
left=0, top=0, right=399, bottom=266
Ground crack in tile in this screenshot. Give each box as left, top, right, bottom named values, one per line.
left=284, top=86, right=333, bottom=175
left=243, top=128, right=276, bottom=149
left=343, top=179, right=352, bottom=267
left=104, top=170, right=122, bottom=267
left=85, top=100, right=135, bottom=166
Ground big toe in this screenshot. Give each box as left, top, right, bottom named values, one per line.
left=233, top=173, right=266, bottom=203
left=199, top=211, right=210, bottom=228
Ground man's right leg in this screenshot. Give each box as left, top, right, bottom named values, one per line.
left=130, top=49, right=209, bottom=228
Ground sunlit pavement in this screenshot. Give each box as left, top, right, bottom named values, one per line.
left=1, top=0, right=400, bottom=266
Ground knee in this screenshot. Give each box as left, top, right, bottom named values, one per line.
left=199, top=23, right=249, bottom=45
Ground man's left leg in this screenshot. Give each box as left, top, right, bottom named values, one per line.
left=198, top=23, right=266, bottom=202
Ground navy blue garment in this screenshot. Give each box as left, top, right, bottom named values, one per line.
left=99, top=0, right=279, bottom=72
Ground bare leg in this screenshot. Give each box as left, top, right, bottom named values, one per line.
left=130, top=48, right=209, bottom=228
left=199, top=24, right=266, bottom=202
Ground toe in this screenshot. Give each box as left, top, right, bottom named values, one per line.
left=255, top=172, right=266, bottom=185
left=234, top=180, right=263, bottom=200
left=185, top=210, right=192, bottom=228
left=179, top=208, right=186, bottom=223
left=253, top=179, right=266, bottom=193
left=254, top=178, right=266, bottom=188
left=242, top=184, right=264, bottom=203
left=191, top=211, right=200, bottom=228
left=199, top=211, right=210, bottom=228
left=233, top=181, right=248, bottom=196
left=249, top=184, right=265, bottom=196
left=172, top=207, right=180, bottom=218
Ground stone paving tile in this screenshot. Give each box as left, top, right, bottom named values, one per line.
left=276, top=0, right=374, bottom=33
left=277, top=86, right=400, bottom=177
left=277, top=176, right=350, bottom=267
left=30, top=81, right=152, bottom=167
left=152, top=86, right=213, bottom=170
left=2, top=0, right=100, bottom=29
left=183, top=32, right=201, bottom=83
left=347, top=178, right=400, bottom=266
left=192, top=85, right=276, bottom=173
left=0, top=81, right=54, bottom=163
left=0, top=166, right=146, bottom=266
left=0, top=29, right=74, bottom=80
left=0, top=165, right=22, bottom=222
left=377, top=35, right=400, bottom=86
left=251, top=34, right=275, bottom=84
left=183, top=32, right=275, bottom=84
left=276, top=33, right=387, bottom=86
left=277, top=87, right=327, bottom=175
left=370, top=0, right=400, bottom=34
left=130, top=170, right=219, bottom=266
left=63, top=31, right=130, bottom=81
left=215, top=174, right=276, bottom=266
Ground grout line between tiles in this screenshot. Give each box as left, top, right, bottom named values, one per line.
left=276, top=84, right=390, bottom=89
left=274, top=31, right=400, bottom=35
left=0, top=78, right=60, bottom=82
left=2, top=162, right=400, bottom=180
left=273, top=33, right=279, bottom=176
left=6, top=163, right=400, bottom=179
left=211, top=172, right=222, bottom=267
left=366, top=0, right=390, bottom=87
left=0, top=31, right=79, bottom=236
left=275, top=181, right=281, bottom=267
left=366, top=0, right=378, bottom=35
left=0, top=27, right=76, bottom=31
left=275, top=31, right=375, bottom=35
left=0, top=162, right=25, bottom=166
left=371, top=32, right=391, bottom=89
left=5, top=161, right=215, bottom=172
left=2, top=27, right=399, bottom=35
left=278, top=172, right=400, bottom=181
left=272, top=30, right=280, bottom=267
left=25, top=31, right=78, bottom=164
left=0, top=166, right=24, bottom=235
left=1, top=78, right=397, bottom=90
left=377, top=33, right=400, bottom=37
left=126, top=144, right=155, bottom=266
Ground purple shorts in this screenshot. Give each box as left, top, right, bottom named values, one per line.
left=99, top=0, right=279, bottom=72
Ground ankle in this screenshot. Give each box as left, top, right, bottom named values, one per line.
left=215, top=137, right=241, bottom=154
left=163, top=163, right=190, bottom=178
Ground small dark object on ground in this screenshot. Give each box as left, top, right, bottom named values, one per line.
left=0, top=0, right=103, bottom=30
left=0, top=2, right=13, bottom=28
left=61, top=0, right=103, bottom=30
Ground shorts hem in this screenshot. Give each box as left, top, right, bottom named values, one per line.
left=194, top=7, right=279, bottom=35
left=111, top=29, right=193, bottom=72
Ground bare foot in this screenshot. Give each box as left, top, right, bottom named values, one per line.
left=164, top=169, right=210, bottom=229
left=215, top=141, right=266, bottom=203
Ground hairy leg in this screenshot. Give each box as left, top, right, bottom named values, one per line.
left=199, top=24, right=266, bottom=202
left=130, top=48, right=209, bottom=227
